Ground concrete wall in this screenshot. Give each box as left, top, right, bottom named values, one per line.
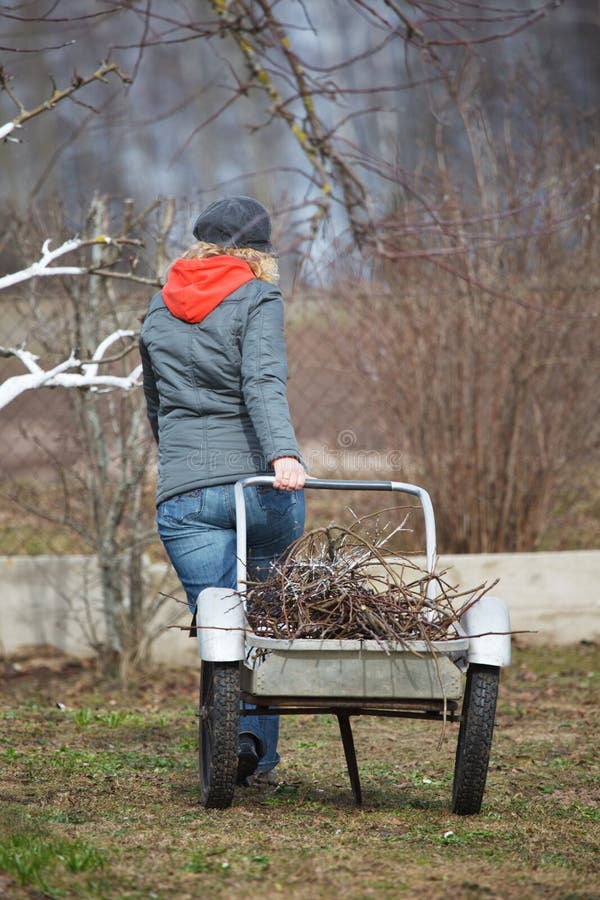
left=1, top=551, right=599, bottom=666
left=435, top=550, right=600, bottom=645
left=0, top=555, right=199, bottom=668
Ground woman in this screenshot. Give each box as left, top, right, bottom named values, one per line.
left=139, top=196, right=306, bottom=786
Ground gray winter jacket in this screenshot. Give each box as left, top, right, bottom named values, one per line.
left=139, top=255, right=303, bottom=505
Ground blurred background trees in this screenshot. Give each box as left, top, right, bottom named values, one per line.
left=2, top=1, right=598, bottom=246
left=1, top=1, right=599, bottom=665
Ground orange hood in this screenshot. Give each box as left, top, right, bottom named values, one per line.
left=162, top=256, right=255, bottom=323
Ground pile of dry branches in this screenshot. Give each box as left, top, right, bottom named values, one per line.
left=246, top=520, right=491, bottom=644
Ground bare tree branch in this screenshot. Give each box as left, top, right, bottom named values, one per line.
left=0, top=60, right=130, bottom=142
left=0, top=235, right=143, bottom=291
left=0, top=333, right=142, bottom=411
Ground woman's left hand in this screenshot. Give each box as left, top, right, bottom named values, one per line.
left=272, top=456, right=307, bottom=490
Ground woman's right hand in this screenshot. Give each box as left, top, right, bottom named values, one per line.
left=272, top=456, right=307, bottom=491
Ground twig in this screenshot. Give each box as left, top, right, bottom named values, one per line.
left=245, top=518, right=496, bottom=647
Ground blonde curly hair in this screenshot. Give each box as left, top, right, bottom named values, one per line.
left=178, top=241, right=279, bottom=285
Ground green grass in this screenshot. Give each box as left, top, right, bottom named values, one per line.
left=0, top=831, right=105, bottom=895
left=0, top=644, right=598, bottom=898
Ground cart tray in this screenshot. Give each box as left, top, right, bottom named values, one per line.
left=241, top=635, right=467, bottom=700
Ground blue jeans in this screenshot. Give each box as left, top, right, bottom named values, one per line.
left=157, top=483, right=305, bottom=772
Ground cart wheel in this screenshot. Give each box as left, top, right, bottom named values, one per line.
left=452, top=663, right=500, bottom=816
left=199, top=661, right=240, bottom=809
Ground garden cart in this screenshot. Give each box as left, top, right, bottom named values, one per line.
left=196, top=477, right=511, bottom=813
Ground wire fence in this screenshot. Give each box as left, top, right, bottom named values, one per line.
left=0, top=291, right=411, bottom=559
left=3, top=266, right=598, bottom=560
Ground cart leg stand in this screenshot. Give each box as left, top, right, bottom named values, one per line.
left=337, top=714, right=362, bottom=805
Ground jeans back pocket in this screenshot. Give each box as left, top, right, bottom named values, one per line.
left=255, top=485, right=298, bottom=518
left=158, top=488, right=206, bottom=525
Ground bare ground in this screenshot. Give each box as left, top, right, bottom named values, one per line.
left=0, top=642, right=598, bottom=899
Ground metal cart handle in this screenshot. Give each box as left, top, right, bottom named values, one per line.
left=234, top=476, right=438, bottom=599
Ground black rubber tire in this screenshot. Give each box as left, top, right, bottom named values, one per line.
left=199, top=661, right=240, bottom=809
left=451, top=664, right=500, bottom=816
